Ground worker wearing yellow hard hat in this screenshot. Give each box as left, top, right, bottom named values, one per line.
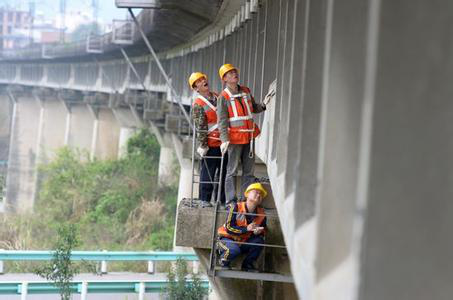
left=244, top=182, right=268, bottom=198
left=188, top=71, right=228, bottom=207
left=215, top=63, right=274, bottom=205
left=217, top=182, right=268, bottom=271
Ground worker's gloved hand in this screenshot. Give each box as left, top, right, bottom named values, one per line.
left=220, top=141, right=230, bottom=155
left=247, top=223, right=257, bottom=232
left=197, top=146, right=208, bottom=157
left=263, top=89, right=275, bottom=106
left=253, top=227, right=264, bottom=235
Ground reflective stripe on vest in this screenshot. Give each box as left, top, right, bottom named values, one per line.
left=196, top=94, right=218, bottom=133
left=223, top=88, right=253, bottom=126
left=221, top=86, right=261, bottom=144
left=193, top=93, right=221, bottom=147
left=217, top=202, right=265, bottom=242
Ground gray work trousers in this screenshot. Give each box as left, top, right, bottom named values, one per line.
left=225, top=143, right=256, bottom=203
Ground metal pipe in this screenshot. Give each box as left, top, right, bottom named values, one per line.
left=217, top=238, right=287, bottom=249
left=128, top=8, right=191, bottom=125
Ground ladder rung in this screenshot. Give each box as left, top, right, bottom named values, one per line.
left=193, top=181, right=220, bottom=184
left=213, top=269, right=293, bottom=283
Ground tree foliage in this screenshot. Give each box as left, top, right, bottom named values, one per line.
left=34, top=224, right=80, bottom=300
left=164, top=259, right=209, bottom=300
left=0, top=128, right=179, bottom=272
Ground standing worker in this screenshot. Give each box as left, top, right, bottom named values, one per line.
left=189, top=72, right=228, bottom=207
left=216, top=63, right=271, bottom=205
left=217, top=182, right=268, bottom=271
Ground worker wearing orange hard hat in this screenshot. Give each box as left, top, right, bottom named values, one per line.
left=216, top=63, right=273, bottom=205
left=189, top=72, right=228, bottom=207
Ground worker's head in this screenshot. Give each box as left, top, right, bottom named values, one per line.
left=188, top=72, right=209, bottom=93
left=219, top=63, right=239, bottom=85
left=244, top=182, right=267, bottom=206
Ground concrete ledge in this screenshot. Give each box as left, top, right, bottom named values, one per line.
left=175, top=199, right=285, bottom=249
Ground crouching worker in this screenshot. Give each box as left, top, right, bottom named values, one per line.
left=217, top=183, right=267, bottom=272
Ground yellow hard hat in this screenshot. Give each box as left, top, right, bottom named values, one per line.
left=218, top=63, right=238, bottom=80
left=188, top=72, right=207, bottom=89
left=244, top=182, right=268, bottom=198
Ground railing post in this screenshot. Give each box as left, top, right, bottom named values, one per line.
left=138, top=282, right=146, bottom=300
left=193, top=261, right=199, bottom=274
left=147, top=260, right=155, bottom=274
left=101, top=250, right=108, bottom=274
left=80, top=281, right=88, bottom=300
left=0, top=249, right=4, bottom=274
left=20, top=282, right=28, bottom=300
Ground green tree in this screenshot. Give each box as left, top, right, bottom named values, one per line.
left=164, top=259, right=209, bottom=300
left=34, top=224, right=80, bottom=300
left=0, top=128, right=178, bottom=273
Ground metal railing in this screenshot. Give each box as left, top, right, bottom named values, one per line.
left=0, top=250, right=199, bottom=275
left=0, top=279, right=209, bottom=299
left=0, top=250, right=207, bottom=299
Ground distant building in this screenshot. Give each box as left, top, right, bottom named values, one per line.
left=0, top=8, right=32, bottom=49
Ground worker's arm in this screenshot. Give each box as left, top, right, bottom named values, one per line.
left=225, top=204, right=248, bottom=235
left=251, top=95, right=266, bottom=113
left=192, top=104, right=208, bottom=148
left=242, top=85, right=265, bottom=114
left=216, top=94, right=230, bottom=143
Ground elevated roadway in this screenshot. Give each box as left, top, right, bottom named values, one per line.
left=0, top=0, right=452, bottom=299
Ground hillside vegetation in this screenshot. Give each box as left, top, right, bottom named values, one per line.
left=0, top=129, right=178, bottom=271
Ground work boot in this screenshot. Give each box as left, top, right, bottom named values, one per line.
left=201, top=201, right=213, bottom=208
left=241, top=263, right=259, bottom=273
left=218, top=260, right=232, bottom=270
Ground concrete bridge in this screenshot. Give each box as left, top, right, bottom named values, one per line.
left=0, top=0, right=452, bottom=299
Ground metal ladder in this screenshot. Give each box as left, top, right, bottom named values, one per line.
left=207, top=203, right=293, bottom=283
left=190, top=124, right=226, bottom=208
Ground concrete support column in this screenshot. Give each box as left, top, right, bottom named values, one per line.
left=68, top=104, right=96, bottom=155
left=5, top=94, right=43, bottom=213
left=118, top=127, right=135, bottom=158
left=149, top=122, right=177, bottom=187
left=30, top=95, right=44, bottom=208
left=88, top=105, right=99, bottom=160
left=158, top=145, right=176, bottom=186
left=61, top=100, right=71, bottom=146
left=172, top=134, right=192, bottom=202
left=39, top=97, right=68, bottom=163
left=112, top=107, right=141, bottom=159
left=89, top=107, right=121, bottom=160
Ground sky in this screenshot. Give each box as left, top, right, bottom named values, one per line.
left=0, top=0, right=133, bottom=29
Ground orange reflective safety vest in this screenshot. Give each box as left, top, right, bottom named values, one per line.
left=221, top=86, right=261, bottom=144
left=218, top=202, right=266, bottom=242
left=193, top=93, right=221, bottom=147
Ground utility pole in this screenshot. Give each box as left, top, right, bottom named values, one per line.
left=91, top=0, right=98, bottom=33
left=28, top=1, right=35, bottom=46
left=59, top=0, right=66, bottom=43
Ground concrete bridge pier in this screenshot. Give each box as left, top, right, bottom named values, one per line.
left=5, top=93, right=44, bottom=213
left=66, top=104, right=96, bottom=156
left=171, top=134, right=193, bottom=203
left=149, top=123, right=177, bottom=188
left=89, top=107, right=121, bottom=160
left=111, top=107, right=140, bottom=158
left=4, top=93, right=69, bottom=213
